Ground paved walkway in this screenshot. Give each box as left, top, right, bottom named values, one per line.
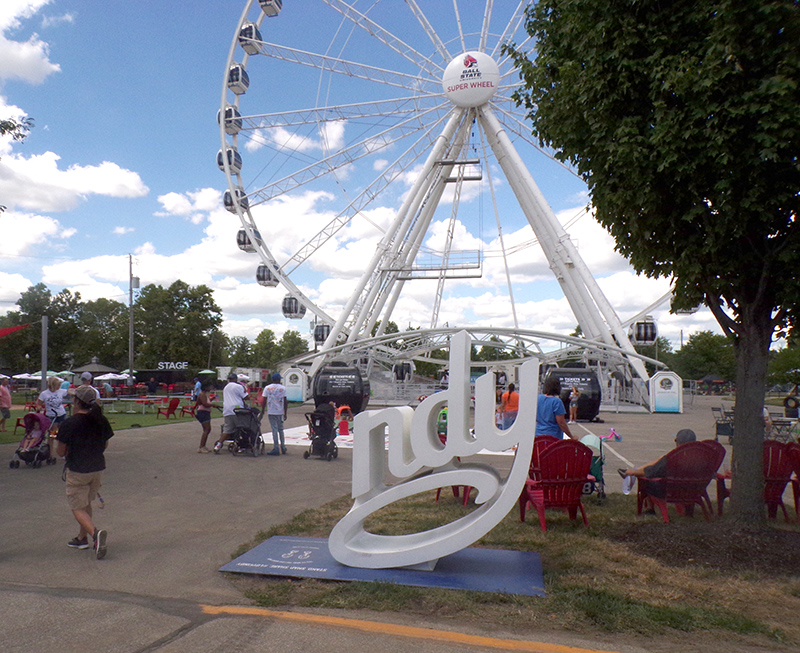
left=0, top=395, right=734, bottom=652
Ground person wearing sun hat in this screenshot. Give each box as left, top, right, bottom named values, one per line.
left=55, top=384, right=114, bottom=559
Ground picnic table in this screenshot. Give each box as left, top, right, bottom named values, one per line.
left=117, top=396, right=163, bottom=414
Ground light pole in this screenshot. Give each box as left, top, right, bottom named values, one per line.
left=128, top=255, right=139, bottom=386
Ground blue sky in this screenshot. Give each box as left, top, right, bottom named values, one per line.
left=0, top=0, right=721, bottom=352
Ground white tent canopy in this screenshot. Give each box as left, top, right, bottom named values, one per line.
left=94, top=373, right=131, bottom=381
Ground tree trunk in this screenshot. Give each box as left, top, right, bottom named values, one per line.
left=729, top=304, right=773, bottom=524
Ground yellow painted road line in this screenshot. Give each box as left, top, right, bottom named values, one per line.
left=201, top=604, right=620, bottom=653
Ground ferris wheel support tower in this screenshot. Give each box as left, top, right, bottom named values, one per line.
left=312, top=50, right=649, bottom=382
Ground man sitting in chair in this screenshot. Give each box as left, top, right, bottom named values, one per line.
left=617, top=429, right=697, bottom=495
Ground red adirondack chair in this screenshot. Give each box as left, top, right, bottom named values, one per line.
left=637, top=441, right=724, bottom=523
left=519, top=439, right=593, bottom=532
left=788, top=442, right=800, bottom=521
left=157, top=397, right=180, bottom=419
left=718, top=441, right=795, bottom=521
left=180, top=403, right=197, bottom=418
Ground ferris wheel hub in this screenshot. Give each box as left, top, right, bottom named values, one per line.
left=442, top=51, right=500, bottom=108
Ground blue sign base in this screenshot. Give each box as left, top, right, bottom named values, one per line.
left=220, top=536, right=545, bottom=597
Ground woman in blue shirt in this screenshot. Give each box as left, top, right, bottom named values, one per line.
left=535, top=376, right=576, bottom=440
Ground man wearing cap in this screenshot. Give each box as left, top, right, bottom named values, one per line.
left=213, top=373, right=248, bottom=453
left=261, top=372, right=288, bottom=455
left=79, top=372, right=101, bottom=401
left=617, top=429, right=697, bottom=496
left=56, top=384, right=114, bottom=558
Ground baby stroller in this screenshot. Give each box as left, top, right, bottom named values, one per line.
left=227, top=407, right=265, bottom=457
left=579, top=433, right=606, bottom=499
left=303, top=407, right=338, bottom=461
left=10, top=412, right=56, bottom=469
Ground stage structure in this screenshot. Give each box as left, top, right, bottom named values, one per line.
left=219, top=1, right=665, bottom=407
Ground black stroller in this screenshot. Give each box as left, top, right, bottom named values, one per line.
left=227, top=407, right=266, bottom=457
left=303, top=406, right=338, bottom=461
left=9, top=412, right=57, bottom=469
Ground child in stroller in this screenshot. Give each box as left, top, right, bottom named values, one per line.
left=10, top=412, right=56, bottom=469
left=303, top=402, right=338, bottom=461
left=227, top=407, right=266, bottom=457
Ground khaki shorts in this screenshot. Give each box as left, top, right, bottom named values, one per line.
left=222, top=414, right=237, bottom=435
left=65, top=470, right=103, bottom=511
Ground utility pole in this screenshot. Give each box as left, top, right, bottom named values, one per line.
left=128, top=255, right=139, bottom=386
left=40, top=316, right=48, bottom=392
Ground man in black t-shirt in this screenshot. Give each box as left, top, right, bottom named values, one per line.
left=56, top=385, right=114, bottom=558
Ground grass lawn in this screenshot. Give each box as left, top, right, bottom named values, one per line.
left=230, top=492, right=800, bottom=649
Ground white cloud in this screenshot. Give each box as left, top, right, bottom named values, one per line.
left=0, top=270, right=33, bottom=315
left=40, top=13, right=74, bottom=29
left=0, top=209, right=74, bottom=256
left=0, top=151, right=149, bottom=212
left=113, top=226, right=134, bottom=235
left=156, top=188, right=222, bottom=224
left=0, top=1, right=60, bottom=85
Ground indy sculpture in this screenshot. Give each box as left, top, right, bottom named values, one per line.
left=328, top=331, right=539, bottom=569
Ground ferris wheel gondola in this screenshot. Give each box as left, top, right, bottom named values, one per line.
left=314, top=323, right=332, bottom=345
left=256, top=264, right=278, bottom=287
left=258, top=0, right=282, bottom=17
left=223, top=187, right=248, bottom=213
left=217, top=148, right=242, bottom=175
left=236, top=228, right=262, bottom=252
left=630, top=316, right=658, bottom=346
left=282, top=295, right=306, bottom=320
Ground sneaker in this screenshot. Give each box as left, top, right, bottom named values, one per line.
left=267, top=449, right=280, bottom=456
left=213, top=442, right=223, bottom=454
left=67, top=536, right=89, bottom=550
left=198, top=447, right=211, bottom=454
left=281, top=446, right=287, bottom=454
left=94, top=529, right=107, bottom=560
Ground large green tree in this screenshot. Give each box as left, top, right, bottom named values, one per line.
left=507, top=0, right=800, bottom=522
left=0, top=284, right=85, bottom=371
left=227, top=336, right=255, bottom=367
left=134, top=281, right=223, bottom=368
left=252, top=328, right=278, bottom=368
left=276, top=330, right=309, bottom=361
left=669, top=331, right=737, bottom=381
left=74, top=298, right=129, bottom=369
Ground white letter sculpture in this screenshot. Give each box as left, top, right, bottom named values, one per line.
left=328, top=330, right=539, bottom=569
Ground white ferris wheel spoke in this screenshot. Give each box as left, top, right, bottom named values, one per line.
left=490, top=103, right=581, bottom=177
left=236, top=96, right=444, bottom=130
left=495, top=33, right=535, bottom=75
left=249, top=40, right=439, bottom=93
left=479, top=0, right=494, bottom=53
left=490, top=1, right=530, bottom=60
left=320, top=0, right=445, bottom=78
left=281, top=111, right=453, bottom=275
left=452, top=0, right=467, bottom=54
left=476, top=116, right=519, bottom=331
left=404, top=0, right=451, bottom=64
left=242, top=101, right=450, bottom=206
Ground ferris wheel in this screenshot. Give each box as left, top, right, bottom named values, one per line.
left=218, top=0, right=651, bottom=382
